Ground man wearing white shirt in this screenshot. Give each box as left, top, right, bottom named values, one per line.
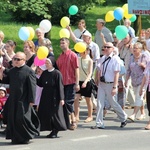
left=91, top=42, right=127, bottom=129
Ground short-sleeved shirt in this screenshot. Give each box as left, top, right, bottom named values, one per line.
left=97, top=53, right=120, bottom=82
left=94, top=27, right=114, bottom=54
left=128, top=26, right=135, bottom=38
left=146, top=39, right=150, bottom=51
left=144, top=61, right=150, bottom=91
left=74, top=29, right=87, bottom=39
left=57, top=50, right=79, bottom=85
left=127, top=54, right=149, bottom=87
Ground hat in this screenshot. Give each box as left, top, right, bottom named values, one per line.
left=96, top=19, right=106, bottom=25
left=46, top=56, right=56, bottom=67
left=39, top=64, right=47, bottom=71
left=83, top=31, right=92, bottom=38
left=0, top=87, right=6, bottom=94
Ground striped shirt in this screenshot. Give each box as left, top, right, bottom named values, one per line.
left=57, top=50, right=79, bottom=85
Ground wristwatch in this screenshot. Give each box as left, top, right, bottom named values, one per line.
left=113, top=86, right=117, bottom=89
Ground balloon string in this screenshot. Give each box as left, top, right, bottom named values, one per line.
left=119, top=20, right=121, bottom=25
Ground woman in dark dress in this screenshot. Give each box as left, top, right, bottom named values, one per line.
left=37, top=57, right=67, bottom=138
left=23, top=40, right=36, bottom=70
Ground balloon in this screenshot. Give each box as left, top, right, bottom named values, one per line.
left=74, top=42, right=86, bottom=53
left=69, top=5, right=78, bottom=15
left=114, top=7, right=124, bottom=21
left=122, top=3, right=133, bottom=19
left=124, top=11, right=133, bottom=19
left=130, top=14, right=137, bottom=22
left=105, top=11, right=114, bottom=22
left=34, top=56, right=46, bottom=66
left=27, top=27, right=35, bottom=40
left=60, top=16, right=70, bottom=28
left=39, top=19, right=52, bottom=33
left=115, top=25, right=128, bottom=40
left=59, top=28, right=70, bottom=38
left=37, top=46, right=49, bottom=60
left=18, top=27, right=30, bottom=41
left=122, top=3, right=128, bottom=12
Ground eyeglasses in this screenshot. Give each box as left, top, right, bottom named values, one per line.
left=113, top=36, right=116, bottom=38
left=104, top=46, right=112, bottom=49
left=13, top=58, right=24, bottom=61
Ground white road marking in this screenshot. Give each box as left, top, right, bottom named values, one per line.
left=71, top=135, right=108, bottom=142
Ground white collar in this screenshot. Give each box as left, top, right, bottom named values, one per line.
left=48, top=68, right=55, bottom=72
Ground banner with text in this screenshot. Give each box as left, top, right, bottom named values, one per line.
left=128, top=0, right=150, bottom=15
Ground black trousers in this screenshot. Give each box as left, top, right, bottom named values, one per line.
left=146, top=88, right=150, bottom=116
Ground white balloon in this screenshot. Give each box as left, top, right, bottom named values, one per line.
left=39, top=19, right=52, bottom=33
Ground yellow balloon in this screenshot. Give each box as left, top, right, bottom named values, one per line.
left=105, top=11, right=114, bottom=22
left=59, top=28, right=70, bottom=38
left=124, top=10, right=133, bottom=19
left=122, top=3, right=128, bottom=12
left=27, top=27, right=35, bottom=40
left=122, top=3, right=133, bottom=18
left=37, top=46, right=49, bottom=60
left=74, top=42, right=87, bottom=53
left=60, top=16, right=70, bottom=28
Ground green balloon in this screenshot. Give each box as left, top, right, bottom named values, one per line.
left=115, top=25, right=128, bottom=40
left=130, top=15, right=137, bottom=22
left=69, top=5, right=78, bottom=15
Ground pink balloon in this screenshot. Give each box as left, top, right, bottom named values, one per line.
left=34, top=56, right=46, bottom=66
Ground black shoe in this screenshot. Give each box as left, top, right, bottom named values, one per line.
left=91, top=125, right=105, bottom=129
left=46, top=130, right=58, bottom=138
left=120, top=120, right=127, bottom=128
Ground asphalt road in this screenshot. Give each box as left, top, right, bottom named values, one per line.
left=0, top=100, right=150, bottom=150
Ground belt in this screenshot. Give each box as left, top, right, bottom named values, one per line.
left=102, top=82, right=114, bottom=84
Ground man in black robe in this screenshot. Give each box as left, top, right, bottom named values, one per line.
left=0, top=52, right=40, bottom=144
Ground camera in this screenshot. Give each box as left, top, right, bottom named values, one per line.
left=100, top=76, right=105, bottom=82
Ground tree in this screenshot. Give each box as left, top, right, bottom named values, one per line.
left=0, top=0, right=105, bottom=24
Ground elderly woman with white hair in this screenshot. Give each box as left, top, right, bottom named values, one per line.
left=34, top=28, right=54, bottom=57
left=125, top=42, right=149, bottom=122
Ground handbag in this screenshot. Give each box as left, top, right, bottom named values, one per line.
left=81, top=58, right=98, bottom=98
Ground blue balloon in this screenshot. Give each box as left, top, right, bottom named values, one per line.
left=18, top=27, right=30, bottom=41
left=114, top=8, right=124, bottom=21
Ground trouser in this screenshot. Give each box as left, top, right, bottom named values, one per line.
left=96, top=82, right=127, bottom=126
left=146, top=88, right=150, bottom=116
left=126, top=78, right=135, bottom=106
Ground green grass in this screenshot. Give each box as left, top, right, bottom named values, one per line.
left=0, top=4, right=150, bottom=58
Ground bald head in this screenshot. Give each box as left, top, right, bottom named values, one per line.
left=13, top=52, right=26, bottom=67
left=15, top=52, right=26, bottom=60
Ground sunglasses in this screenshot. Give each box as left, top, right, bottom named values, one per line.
left=13, top=58, right=24, bottom=61
left=104, top=46, right=112, bottom=49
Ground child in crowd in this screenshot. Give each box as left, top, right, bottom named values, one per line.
left=34, top=65, right=46, bottom=111
left=0, top=87, right=7, bottom=127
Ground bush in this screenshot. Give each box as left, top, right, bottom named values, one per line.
left=2, top=0, right=52, bottom=23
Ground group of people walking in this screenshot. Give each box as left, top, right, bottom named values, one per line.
left=0, top=18, right=150, bottom=145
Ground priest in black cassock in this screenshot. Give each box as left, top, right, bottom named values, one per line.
left=0, top=52, right=40, bottom=144
left=37, top=57, right=68, bottom=138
